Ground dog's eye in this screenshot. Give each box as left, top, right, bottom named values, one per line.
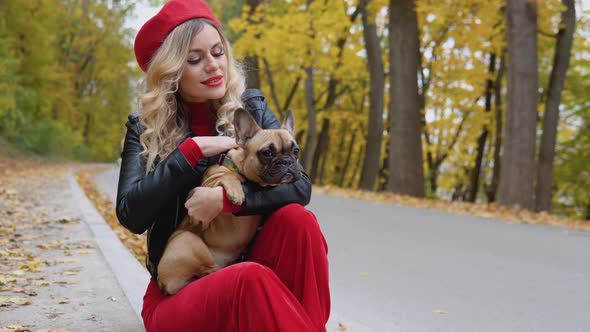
left=261, top=149, right=274, bottom=158
left=293, top=147, right=300, bottom=156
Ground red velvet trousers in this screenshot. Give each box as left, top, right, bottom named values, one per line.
left=141, top=204, right=330, bottom=331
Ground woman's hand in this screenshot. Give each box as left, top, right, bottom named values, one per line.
left=193, top=136, right=238, bottom=157
left=184, top=186, right=224, bottom=230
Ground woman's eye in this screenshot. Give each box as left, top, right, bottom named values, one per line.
left=187, top=58, right=201, bottom=65
left=212, top=51, right=225, bottom=58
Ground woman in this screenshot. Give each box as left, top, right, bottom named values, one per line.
left=115, top=0, right=330, bottom=331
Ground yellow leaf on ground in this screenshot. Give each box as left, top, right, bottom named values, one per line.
left=56, top=258, right=80, bottom=264
left=12, top=270, right=24, bottom=276
left=31, top=280, right=50, bottom=287
left=54, top=280, right=78, bottom=285
left=0, top=325, right=33, bottom=332
left=433, top=309, right=448, bottom=314
left=0, top=296, right=31, bottom=306
left=74, top=250, right=95, bottom=255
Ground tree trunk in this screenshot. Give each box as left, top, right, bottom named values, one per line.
left=358, top=1, right=385, bottom=191
left=340, top=129, right=358, bottom=187
left=467, top=53, right=496, bottom=202
left=262, top=57, right=283, bottom=118
left=535, top=0, right=576, bottom=212
left=310, top=118, right=330, bottom=183
left=498, top=0, right=539, bottom=210
left=388, top=0, right=425, bottom=197
left=302, top=66, right=317, bottom=170
left=485, top=53, right=506, bottom=203
left=243, top=59, right=260, bottom=91
left=429, top=167, right=439, bottom=194
left=332, top=119, right=349, bottom=184
left=318, top=135, right=329, bottom=184
left=350, top=144, right=365, bottom=189
left=377, top=139, right=389, bottom=191
left=243, top=0, right=262, bottom=89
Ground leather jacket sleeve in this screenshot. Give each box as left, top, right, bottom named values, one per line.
left=116, top=114, right=205, bottom=234
left=237, top=89, right=312, bottom=216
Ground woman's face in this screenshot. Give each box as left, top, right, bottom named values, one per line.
left=178, top=24, right=228, bottom=103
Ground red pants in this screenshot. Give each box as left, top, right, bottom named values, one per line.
left=142, top=204, right=330, bottom=331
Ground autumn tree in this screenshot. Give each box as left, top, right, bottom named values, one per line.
left=498, top=0, right=539, bottom=210
left=535, top=0, right=576, bottom=212
left=388, top=0, right=425, bottom=197
left=358, top=0, right=385, bottom=191
left=0, top=0, right=137, bottom=160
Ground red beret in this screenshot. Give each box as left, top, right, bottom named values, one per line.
left=134, top=0, right=220, bottom=72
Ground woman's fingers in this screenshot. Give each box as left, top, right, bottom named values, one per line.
left=192, top=136, right=238, bottom=157
left=184, top=186, right=224, bottom=226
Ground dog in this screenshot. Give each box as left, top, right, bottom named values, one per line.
left=157, top=108, right=301, bottom=295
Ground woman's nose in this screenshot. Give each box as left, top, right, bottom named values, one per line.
left=204, top=56, right=219, bottom=72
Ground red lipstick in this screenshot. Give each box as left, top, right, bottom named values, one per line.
left=201, top=75, right=223, bottom=87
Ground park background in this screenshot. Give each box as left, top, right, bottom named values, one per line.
left=1, top=0, right=589, bottom=222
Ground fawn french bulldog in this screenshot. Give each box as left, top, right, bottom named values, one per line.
left=157, top=108, right=301, bottom=295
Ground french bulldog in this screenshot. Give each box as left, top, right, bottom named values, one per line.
left=157, top=108, right=301, bottom=295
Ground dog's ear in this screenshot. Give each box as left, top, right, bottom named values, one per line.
left=234, top=108, right=261, bottom=146
left=281, top=109, right=295, bottom=137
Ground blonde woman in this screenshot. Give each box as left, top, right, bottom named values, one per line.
left=115, top=0, right=330, bottom=331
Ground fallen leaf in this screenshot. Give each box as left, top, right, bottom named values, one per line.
left=74, top=250, right=95, bottom=255
left=12, top=270, right=25, bottom=276
left=432, top=309, right=448, bottom=314
left=55, top=258, right=80, bottom=264
left=46, top=312, right=64, bottom=319
left=338, top=322, right=347, bottom=331
left=54, top=280, right=78, bottom=285
left=0, top=325, right=33, bottom=332
left=19, top=262, right=43, bottom=273
left=56, top=299, right=69, bottom=304
left=57, top=218, right=79, bottom=225
left=0, top=296, right=32, bottom=306
left=31, top=280, right=50, bottom=287
left=0, top=276, right=17, bottom=286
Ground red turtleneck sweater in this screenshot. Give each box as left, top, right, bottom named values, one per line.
left=178, top=102, right=241, bottom=213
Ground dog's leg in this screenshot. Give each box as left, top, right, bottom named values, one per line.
left=216, top=173, right=245, bottom=205
left=202, top=165, right=245, bottom=205
left=157, top=230, right=219, bottom=295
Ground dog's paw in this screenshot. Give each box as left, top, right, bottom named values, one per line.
left=224, top=185, right=245, bottom=205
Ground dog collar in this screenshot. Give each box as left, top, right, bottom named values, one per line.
left=217, top=153, right=239, bottom=173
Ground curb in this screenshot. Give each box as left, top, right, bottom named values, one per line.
left=68, top=175, right=149, bottom=325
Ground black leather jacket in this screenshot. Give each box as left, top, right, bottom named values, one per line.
left=116, top=89, right=312, bottom=279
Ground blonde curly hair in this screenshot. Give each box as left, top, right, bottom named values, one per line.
left=138, top=18, right=245, bottom=174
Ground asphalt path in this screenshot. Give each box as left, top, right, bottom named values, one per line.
left=93, top=165, right=590, bottom=332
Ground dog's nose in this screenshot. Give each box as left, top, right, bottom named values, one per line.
left=277, top=157, right=292, bottom=166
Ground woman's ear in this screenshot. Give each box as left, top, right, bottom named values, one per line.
left=233, top=108, right=261, bottom=146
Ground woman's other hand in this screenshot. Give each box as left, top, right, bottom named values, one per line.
left=185, top=186, right=223, bottom=230
left=193, top=136, right=238, bottom=157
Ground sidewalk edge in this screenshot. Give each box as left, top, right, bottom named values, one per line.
left=68, top=175, right=149, bottom=324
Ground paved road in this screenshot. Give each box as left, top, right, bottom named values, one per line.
left=94, top=165, right=590, bottom=332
